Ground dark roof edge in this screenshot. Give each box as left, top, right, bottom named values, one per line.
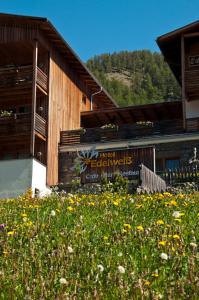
left=81, top=100, right=182, bottom=115
left=156, top=19, right=199, bottom=43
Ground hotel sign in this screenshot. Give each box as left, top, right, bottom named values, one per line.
left=77, top=147, right=154, bottom=183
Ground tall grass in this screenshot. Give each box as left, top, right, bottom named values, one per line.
left=0, top=191, right=199, bottom=299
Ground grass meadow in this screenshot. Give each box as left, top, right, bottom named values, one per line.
left=0, top=191, right=199, bottom=299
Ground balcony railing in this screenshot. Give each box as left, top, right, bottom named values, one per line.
left=60, top=119, right=184, bottom=146
left=0, top=65, right=33, bottom=89
left=36, top=67, right=48, bottom=92
left=0, top=113, right=31, bottom=138
left=0, top=65, right=48, bottom=93
left=35, top=113, right=47, bottom=137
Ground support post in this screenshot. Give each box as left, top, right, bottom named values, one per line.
left=31, top=39, right=38, bottom=156
left=181, top=35, right=186, bottom=130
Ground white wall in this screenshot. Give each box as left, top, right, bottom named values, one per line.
left=31, top=159, right=51, bottom=197
left=0, top=158, right=51, bottom=199
left=185, top=99, right=199, bottom=118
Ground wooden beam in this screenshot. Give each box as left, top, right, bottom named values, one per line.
left=30, top=39, right=38, bottom=156
left=181, top=35, right=186, bottom=130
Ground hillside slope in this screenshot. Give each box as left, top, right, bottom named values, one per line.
left=87, top=50, right=181, bottom=107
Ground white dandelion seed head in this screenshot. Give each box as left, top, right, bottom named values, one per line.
left=118, top=265, right=125, bottom=274
left=172, top=211, right=180, bottom=218
left=50, top=210, right=56, bottom=217
left=160, top=253, right=168, bottom=260
left=97, top=264, right=104, bottom=272
left=67, top=246, right=74, bottom=253
left=59, top=278, right=67, bottom=285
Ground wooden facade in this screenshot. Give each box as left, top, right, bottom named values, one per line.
left=0, top=13, right=117, bottom=187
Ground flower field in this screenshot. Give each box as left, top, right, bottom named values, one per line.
left=0, top=191, right=199, bottom=299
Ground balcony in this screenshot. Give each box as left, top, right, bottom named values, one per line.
left=0, top=113, right=31, bottom=140
left=0, top=112, right=47, bottom=140
left=0, top=65, right=48, bottom=94
left=60, top=119, right=185, bottom=146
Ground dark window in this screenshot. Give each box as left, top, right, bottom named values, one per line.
left=165, top=158, right=180, bottom=170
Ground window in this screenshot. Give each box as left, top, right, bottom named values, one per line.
left=165, top=158, right=180, bottom=170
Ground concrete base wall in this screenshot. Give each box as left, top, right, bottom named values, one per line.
left=0, top=158, right=51, bottom=199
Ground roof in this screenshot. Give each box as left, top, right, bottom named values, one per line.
left=0, top=12, right=117, bottom=108
left=157, top=20, right=199, bottom=84
left=81, top=101, right=182, bottom=128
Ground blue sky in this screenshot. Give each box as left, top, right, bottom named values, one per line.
left=0, top=0, right=198, bottom=61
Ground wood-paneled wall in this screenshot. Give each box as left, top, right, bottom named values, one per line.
left=47, top=50, right=83, bottom=185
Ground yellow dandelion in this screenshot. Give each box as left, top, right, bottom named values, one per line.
left=158, top=241, right=167, bottom=246
left=156, top=219, right=164, bottom=225
left=123, top=223, right=131, bottom=229
left=144, top=281, right=150, bottom=286
left=21, top=213, right=27, bottom=217
left=7, top=231, right=15, bottom=236
left=113, top=201, right=119, bottom=206
left=67, top=206, right=74, bottom=212
left=151, top=273, right=159, bottom=277
left=136, top=225, right=144, bottom=231
left=173, top=234, right=180, bottom=240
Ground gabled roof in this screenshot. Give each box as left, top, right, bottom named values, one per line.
left=157, top=20, right=199, bottom=84
left=0, top=12, right=117, bottom=108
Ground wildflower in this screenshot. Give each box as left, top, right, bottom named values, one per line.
left=67, top=206, right=74, bottom=212
left=103, top=236, right=108, bottom=240
left=168, top=200, right=177, bottom=206
left=158, top=241, right=167, bottom=246
left=0, top=224, right=6, bottom=231
left=97, top=264, right=104, bottom=272
left=118, top=265, right=125, bottom=274
left=7, top=231, right=15, bottom=236
left=21, top=213, right=27, bottom=217
left=123, top=223, right=131, bottom=230
left=172, top=211, right=183, bottom=218
left=50, top=210, right=56, bottom=217
left=113, top=201, right=119, bottom=206
left=156, top=220, right=164, bottom=225
left=144, top=280, right=150, bottom=286
left=160, top=253, right=168, bottom=260
left=67, top=246, right=74, bottom=253
left=173, top=234, right=180, bottom=240
left=59, top=278, right=67, bottom=285
left=151, top=273, right=159, bottom=277
left=136, top=225, right=144, bottom=231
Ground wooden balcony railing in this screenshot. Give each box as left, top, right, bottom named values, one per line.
left=0, top=65, right=33, bottom=90
left=0, top=113, right=31, bottom=137
left=60, top=119, right=184, bottom=146
left=35, top=113, right=47, bottom=137
left=0, top=65, right=48, bottom=93
left=36, top=67, right=48, bottom=92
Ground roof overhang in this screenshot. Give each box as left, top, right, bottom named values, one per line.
left=0, top=12, right=117, bottom=108
left=157, top=20, right=199, bottom=85
left=81, top=101, right=182, bottom=128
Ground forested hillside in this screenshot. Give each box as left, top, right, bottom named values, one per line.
left=87, top=50, right=181, bottom=107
